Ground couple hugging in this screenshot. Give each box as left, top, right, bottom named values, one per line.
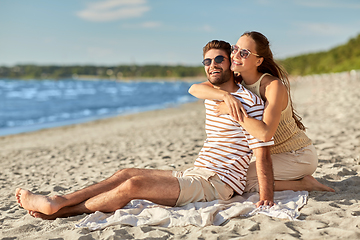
left=15, top=31, right=334, bottom=220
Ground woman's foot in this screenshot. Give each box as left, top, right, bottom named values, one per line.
left=274, top=175, right=335, bottom=192
left=300, top=175, right=335, bottom=192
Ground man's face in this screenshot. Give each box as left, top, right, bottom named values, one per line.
left=203, top=49, right=232, bottom=86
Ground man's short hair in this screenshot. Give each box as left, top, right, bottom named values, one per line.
left=203, top=40, right=231, bottom=58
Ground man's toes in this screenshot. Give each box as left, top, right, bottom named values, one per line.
left=15, top=188, right=21, bottom=198
left=28, top=210, right=37, bottom=217
left=16, top=189, right=23, bottom=206
left=15, top=188, right=23, bottom=197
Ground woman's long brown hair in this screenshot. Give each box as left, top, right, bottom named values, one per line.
left=242, top=31, right=306, bottom=131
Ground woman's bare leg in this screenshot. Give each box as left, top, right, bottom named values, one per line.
left=274, top=175, right=335, bottom=192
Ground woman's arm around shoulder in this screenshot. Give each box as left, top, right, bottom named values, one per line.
left=259, top=76, right=288, bottom=140
left=233, top=76, right=287, bottom=142
left=188, top=81, right=227, bottom=100
left=189, top=81, right=248, bottom=120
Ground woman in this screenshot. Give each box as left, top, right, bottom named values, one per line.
left=189, top=31, right=334, bottom=192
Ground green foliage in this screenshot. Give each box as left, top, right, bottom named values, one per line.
left=2, top=34, right=359, bottom=79
left=0, top=64, right=205, bottom=80
left=281, top=33, right=360, bottom=76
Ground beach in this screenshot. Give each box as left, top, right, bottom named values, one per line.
left=1, top=72, right=360, bottom=239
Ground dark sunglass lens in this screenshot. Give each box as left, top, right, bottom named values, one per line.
left=214, top=56, right=225, bottom=63
left=240, top=49, right=249, bottom=59
left=202, top=58, right=211, bottom=66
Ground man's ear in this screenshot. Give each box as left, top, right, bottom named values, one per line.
left=256, top=57, right=264, bottom=67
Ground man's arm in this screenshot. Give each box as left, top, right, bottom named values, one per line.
left=252, top=146, right=274, bottom=207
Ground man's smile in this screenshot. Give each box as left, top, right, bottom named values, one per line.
left=209, top=69, right=221, bottom=76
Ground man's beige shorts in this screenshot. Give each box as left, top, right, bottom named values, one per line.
left=172, top=167, right=234, bottom=207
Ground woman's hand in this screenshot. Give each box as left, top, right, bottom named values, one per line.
left=214, top=102, right=229, bottom=115
left=215, top=93, right=248, bottom=122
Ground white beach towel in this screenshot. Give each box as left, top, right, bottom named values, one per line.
left=75, top=190, right=308, bottom=231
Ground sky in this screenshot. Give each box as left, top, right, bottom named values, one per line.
left=0, top=0, right=359, bottom=67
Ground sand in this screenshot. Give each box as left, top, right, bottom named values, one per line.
left=1, top=71, right=360, bottom=239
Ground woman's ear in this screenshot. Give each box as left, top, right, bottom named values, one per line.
left=256, top=57, right=264, bottom=67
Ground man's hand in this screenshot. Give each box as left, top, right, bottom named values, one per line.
left=256, top=199, right=275, bottom=208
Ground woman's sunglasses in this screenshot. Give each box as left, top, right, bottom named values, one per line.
left=202, top=55, right=227, bottom=66
left=231, top=45, right=261, bottom=59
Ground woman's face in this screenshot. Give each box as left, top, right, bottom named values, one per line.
left=230, top=35, right=260, bottom=73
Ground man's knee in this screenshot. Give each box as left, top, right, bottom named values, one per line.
left=119, top=176, right=145, bottom=194
left=113, top=168, right=138, bottom=179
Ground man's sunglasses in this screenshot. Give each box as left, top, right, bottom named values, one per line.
left=202, top=55, right=227, bottom=66
left=231, top=45, right=261, bottom=59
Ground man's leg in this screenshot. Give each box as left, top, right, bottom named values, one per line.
left=30, top=170, right=180, bottom=220
left=16, top=168, right=177, bottom=215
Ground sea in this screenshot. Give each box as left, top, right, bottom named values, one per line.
left=0, top=79, right=199, bottom=136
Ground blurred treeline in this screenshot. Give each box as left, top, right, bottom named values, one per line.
left=281, top=33, right=360, bottom=75
left=0, top=33, right=359, bottom=79
left=0, top=65, right=205, bottom=80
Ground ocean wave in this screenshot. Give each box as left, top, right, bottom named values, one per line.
left=0, top=79, right=198, bottom=135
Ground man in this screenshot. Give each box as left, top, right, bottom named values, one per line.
left=15, top=40, right=275, bottom=220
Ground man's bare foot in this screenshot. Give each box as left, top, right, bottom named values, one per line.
left=28, top=210, right=58, bottom=220
left=15, top=188, right=65, bottom=215
left=301, top=175, right=335, bottom=192
left=29, top=204, right=86, bottom=220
